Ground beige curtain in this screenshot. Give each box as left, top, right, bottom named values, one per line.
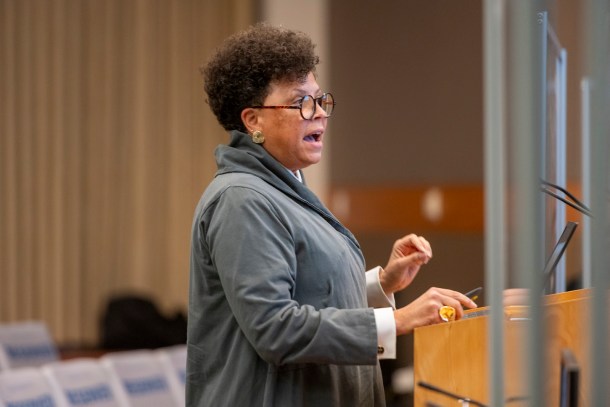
left=0, top=0, right=254, bottom=346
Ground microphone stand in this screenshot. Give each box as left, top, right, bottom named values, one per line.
left=417, top=381, right=488, bottom=407
left=418, top=381, right=529, bottom=406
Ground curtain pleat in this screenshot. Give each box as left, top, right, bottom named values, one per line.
left=0, top=0, right=254, bottom=346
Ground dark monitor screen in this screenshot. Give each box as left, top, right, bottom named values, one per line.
left=560, top=348, right=580, bottom=407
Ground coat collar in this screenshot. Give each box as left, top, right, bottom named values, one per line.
left=215, top=130, right=360, bottom=250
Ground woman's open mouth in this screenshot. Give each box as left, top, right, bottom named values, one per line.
left=303, top=131, right=322, bottom=143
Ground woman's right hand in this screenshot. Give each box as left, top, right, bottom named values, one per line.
left=393, top=287, right=477, bottom=336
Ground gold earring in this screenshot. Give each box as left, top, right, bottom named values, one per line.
left=252, top=130, right=265, bottom=144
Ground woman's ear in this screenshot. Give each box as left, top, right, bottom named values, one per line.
left=241, top=108, right=260, bottom=133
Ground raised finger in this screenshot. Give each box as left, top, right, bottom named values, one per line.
left=404, top=234, right=431, bottom=257
left=418, top=236, right=433, bottom=258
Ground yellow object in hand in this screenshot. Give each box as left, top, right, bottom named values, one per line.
left=439, top=306, right=456, bottom=322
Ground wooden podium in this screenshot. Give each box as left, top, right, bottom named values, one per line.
left=413, top=289, right=591, bottom=406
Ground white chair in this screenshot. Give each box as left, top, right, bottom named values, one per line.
left=42, top=358, right=129, bottom=407
left=155, top=346, right=186, bottom=407
left=0, top=367, right=63, bottom=407
left=100, top=350, right=176, bottom=407
left=0, top=321, right=59, bottom=371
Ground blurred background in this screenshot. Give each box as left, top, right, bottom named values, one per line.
left=0, top=0, right=589, bottom=405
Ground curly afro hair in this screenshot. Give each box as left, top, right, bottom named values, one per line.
left=202, top=23, right=320, bottom=133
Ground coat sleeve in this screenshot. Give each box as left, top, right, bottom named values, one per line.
left=202, top=185, right=378, bottom=367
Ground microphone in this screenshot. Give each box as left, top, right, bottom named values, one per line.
left=540, top=179, right=592, bottom=217
left=417, top=381, right=488, bottom=407
left=539, top=179, right=589, bottom=294
left=417, top=380, right=529, bottom=406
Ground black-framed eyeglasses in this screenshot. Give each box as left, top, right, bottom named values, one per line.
left=249, top=92, right=335, bottom=120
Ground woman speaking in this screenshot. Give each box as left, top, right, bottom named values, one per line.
left=187, top=23, right=476, bottom=407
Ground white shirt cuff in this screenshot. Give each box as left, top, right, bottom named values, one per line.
left=365, top=266, right=396, bottom=309
left=374, top=307, right=396, bottom=359
left=366, top=266, right=397, bottom=359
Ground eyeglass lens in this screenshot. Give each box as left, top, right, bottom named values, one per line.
left=301, top=93, right=334, bottom=120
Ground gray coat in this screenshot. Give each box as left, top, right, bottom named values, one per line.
left=187, top=131, right=385, bottom=407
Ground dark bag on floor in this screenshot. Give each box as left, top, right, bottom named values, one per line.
left=100, top=294, right=187, bottom=350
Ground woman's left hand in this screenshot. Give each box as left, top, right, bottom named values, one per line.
left=379, top=234, right=432, bottom=295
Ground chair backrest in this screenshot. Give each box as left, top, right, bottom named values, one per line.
left=0, top=367, right=63, bottom=407
left=100, top=350, right=176, bottom=407
left=155, top=346, right=186, bottom=407
left=42, top=359, right=129, bottom=407
left=0, top=322, right=59, bottom=371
